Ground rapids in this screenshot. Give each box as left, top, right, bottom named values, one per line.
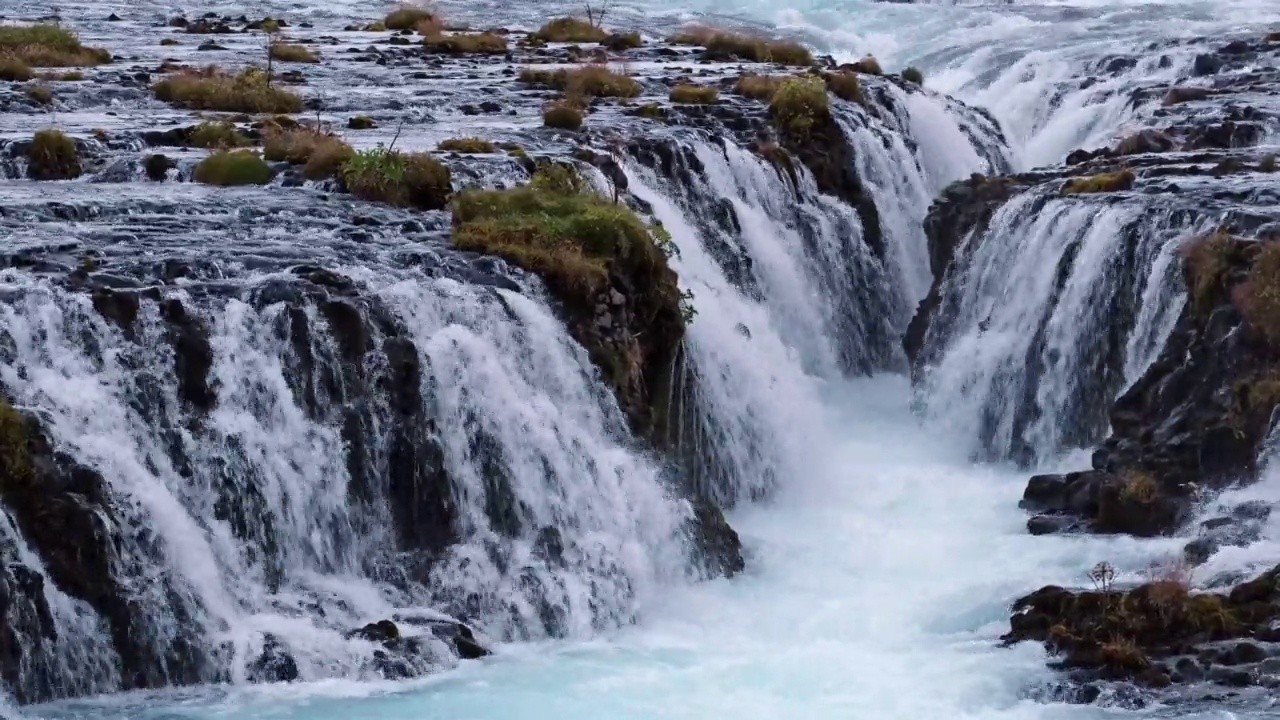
left=4, top=0, right=1280, bottom=718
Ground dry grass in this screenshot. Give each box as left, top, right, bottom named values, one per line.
left=415, top=17, right=445, bottom=36
left=534, top=17, right=607, bottom=43
left=847, top=55, right=883, bottom=75
left=902, top=66, right=924, bottom=85
left=1100, top=638, right=1150, bottom=672
left=26, top=84, right=53, bottom=105
left=423, top=32, right=507, bottom=55
left=1180, top=230, right=1239, bottom=316
left=0, top=56, right=32, bottom=80
left=438, top=137, right=497, bottom=153
left=1118, top=469, right=1160, bottom=504
left=269, top=43, right=319, bottom=63
left=189, top=120, right=250, bottom=148
left=1261, top=155, right=1277, bottom=173
left=669, top=26, right=812, bottom=66
left=1163, top=86, right=1212, bottom=106
left=769, top=76, right=829, bottom=136
left=669, top=83, right=718, bottom=104
left=518, top=64, right=640, bottom=98
left=385, top=5, right=438, bottom=31
left=27, top=129, right=80, bottom=180
left=0, top=24, right=112, bottom=67
left=824, top=71, right=861, bottom=102
left=153, top=67, right=304, bottom=113
left=1060, top=168, right=1135, bottom=194
left=732, top=72, right=787, bottom=100
left=1237, top=241, right=1280, bottom=346
left=543, top=102, right=584, bottom=130
left=263, top=126, right=353, bottom=179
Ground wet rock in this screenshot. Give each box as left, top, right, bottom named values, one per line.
left=687, top=498, right=745, bottom=577
left=348, top=619, right=400, bottom=644
left=1192, top=53, right=1223, bottom=76
left=160, top=298, right=216, bottom=411
left=246, top=635, right=299, bottom=683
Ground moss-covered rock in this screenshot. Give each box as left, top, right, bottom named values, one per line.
left=1060, top=168, right=1135, bottom=194
left=27, top=129, right=81, bottom=181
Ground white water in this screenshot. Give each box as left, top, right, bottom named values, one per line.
left=9, top=0, right=1280, bottom=718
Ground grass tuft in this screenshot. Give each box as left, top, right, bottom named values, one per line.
left=519, top=64, right=640, bottom=98
left=669, top=83, right=718, bottom=104
left=423, top=32, right=507, bottom=55
left=1236, top=242, right=1280, bottom=346
left=27, top=129, right=80, bottom=180
left=824, top=71, right=861, bottom=102
left=534, top=17, right=608, bottom=43
left=154, top=67, right=303, bottom=113
left=385, top=5, right=438, bottom=31
left=1060, top=168, right=1135, bottom=195
left=670, top=26, right=812, bottom=66
left=0, top=24, right=112, bottom=67
left=543, top=102, right=584, bottom=130
left=189, top=120, right=250, bottom=149
left=0, top=56, right=33, bottom=81
left=194, top=150, right=272, bottom=185
left=26, top=84, right=53, bottom=105
left=438, top=137, right=497, bottom=153
left=769, top=76, right=829, bottom=136
left=264, top=126, right=353, bottom=179
left=902, top=66, right=924, bottom=85
left=1180, top=230, right=1240, bottom=317
left=340, top=146, right=452, bottom=209
left=847, top=55, right=883, bottom=75
left=269, top=43, right=319, bottom=63
left=732, top=72, right=787, bottom=100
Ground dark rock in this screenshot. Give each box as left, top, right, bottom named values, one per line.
left=348, top=619, right=399, bottom=644
left=1192, top=53, right=1223, bottom=76
left=144, top=154, right=173, bottom=182
left=246, top=635, right=298, bottom=683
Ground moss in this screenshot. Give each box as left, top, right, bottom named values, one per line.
left=1118, top=469, right=1159, bottom=504
left=769, top=76, right=829, bottom=136
left=264, top=127, right=353, bottom=180
left=1163, top=86, right=1212, bottom=106
left=423, top=32, right=507, bottom=55
left=902, top=66, right=924, bottom=85
left=824, top=71, right=861, bottom=103
left=0, top=24, right=112, bottom=67
left=438, top=136, right=497, bottom=153
left=154, top=67, right=303, bottom=113
left=385, top=6, right=437, bottom=31
left=1237, top=242, right=1280, bottom=346
left=340, top=146, right=452, bottom=210
left=732, top=72, right=786, bottom=100
left=451, top=166, right=673, bottom=309
left=27, top=129, right=80, bottom=181
left=269, top=43, right=319, bottom=63
left=194, top=150, right=271, bottom=185
left=1181, top=230, right=1241, bottom=317
left=519, top=64, right=640, bottom=98
left=847, top=55, right=883, bottom=75
left=543, top=102, right=584, bottom=130
left=0, top=56, right=33, bottom=81
left=26, top=84, right=53, bottom=105
left=188, top=120, right=250, bottom=149
left=1060, top=168, right=1135, bottom=194
left=534, top=17, right=607, bottom=43
left=348, top=115, right=377, bottom=130
left=669, top=84, right=718, bottom=104
left=670, top=27, right=812, bottom=66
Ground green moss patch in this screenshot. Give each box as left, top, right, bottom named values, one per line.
left=438, top=137, right=497, bottom=153
left=193, top=150, right=272, bottom=185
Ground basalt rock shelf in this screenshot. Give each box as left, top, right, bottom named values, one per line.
left=0, top=4, right=1009, bottom=707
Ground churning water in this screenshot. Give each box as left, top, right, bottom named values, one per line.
left=7, top=0, right=1280, bottom=718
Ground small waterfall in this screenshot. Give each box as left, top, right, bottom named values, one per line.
left=915, top=190, right=1209, bottom=464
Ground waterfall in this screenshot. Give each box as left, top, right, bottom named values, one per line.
left=914, top=190, right=1209, bottom=464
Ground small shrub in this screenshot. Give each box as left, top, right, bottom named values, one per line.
left=193, top=150, right=272, bottom=185
left=264, top=127, right=353, bottom=179
left=26, top=84, right=53, bottom=105
left=1237, top=242, right=1280, bottom=346
left=1260, top=155, right=1277, bottom=173
left=902, top=66, right=924, bottom=85
left=341, top=146, right=452, bottom=209
left=1162, top=86, right=1211, bottom=106
left=603, top=32, right=642, bottom=51
left=824, top=71, right=861, bottom=102
left=144, top=153, right=173, bottom=181
left=534, top=17, right=607, bottom=43
left=160, top=38, right=180, bottom=47
left=385, top=5, right=437, bottom=31
left=189, top=120, right=249, bottom=148
left=0, top=57, right=33, bottom=81
left=27, top=129, right=80, bottom=180
left=1119, top=469, right=1159, bottom=504
left=451, top=166, right=671, bottom=307
left=1060, top=168, right=1135, bottom=194
left=423, top=32, right=507, bottom=55
left=0, top=24, right=112, bottom=67
left=732, top=72, right=786, bottom=100
left=269, top=43, right=319, bottom=63
left=153, top=67, right=303, bottom=113
left=543, top=102, right=584, bottom=130
left=348, top=115, right=377, bottom=130
left=519, top=64, right=639, bottom=98
left=438, top=137, right=496, bottom=153
left=769, top=76, right=829, bottom=136
left=848, top=55, right=883, bottom=75
left=669, top=84, right=718, bottom=104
